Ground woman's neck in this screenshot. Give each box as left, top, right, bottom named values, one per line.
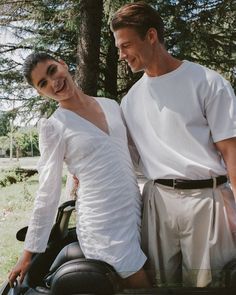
left=59, top=88, right=92, bottom=110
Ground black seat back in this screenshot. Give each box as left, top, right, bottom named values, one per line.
left=50, top=258, right=119, bottom=295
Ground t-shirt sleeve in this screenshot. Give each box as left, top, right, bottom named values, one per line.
left=120, top=103, right=143, bottom=173
left=206, top=82, right=236, bottom=142
left=24, top=118, right=65, bottom=253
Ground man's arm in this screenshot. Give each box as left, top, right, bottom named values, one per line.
left=127, top=130, right=141, bottom=172
left=215, top=137, right=236, bottom=201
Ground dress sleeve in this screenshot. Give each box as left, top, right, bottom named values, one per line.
left=24, top=118, right=66, bottom=253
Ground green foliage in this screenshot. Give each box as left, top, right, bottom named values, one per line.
left=13, top=127, right=39, bottom=157
left=157, top=0, right=236, bottom=88
left=0, top=0, right=78, bottom=121
left=0, top=0, right=235, bottom=122
left=0, top=172, right=38, bottom=285
left=0, top=126, right=39, bottom=157
left=0, top=157, right=69, bottom=285
left=0, top=136, right=9, bottom=150
left=0, top=112, right=10, bottom=136
left=0, top=167, right=38, bottom=187
left=0, top=110, right=17, bottom=136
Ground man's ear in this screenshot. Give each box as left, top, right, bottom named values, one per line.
left=147, top=28, right=158, bottom=44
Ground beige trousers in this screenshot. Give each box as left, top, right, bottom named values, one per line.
left=141, top=181, right=236, bottom=287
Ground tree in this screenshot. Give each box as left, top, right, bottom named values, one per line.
left=0, top=0, right=79, bottom=119
left=0, top=135, right=9, bottom=157
left=157, top=0, right=236, bottom=88
left=13, top=127, right=39, bottom=158
left=0, top=0, right=235, bottom=123
left=76, top=0, right=103, bottom=95
left=0, top=111, right=10, bottom=136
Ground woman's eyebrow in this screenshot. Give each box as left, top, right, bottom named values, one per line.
left=47, top=64, right=56, bottom=75
left=36, top=64, right=55, bottom=87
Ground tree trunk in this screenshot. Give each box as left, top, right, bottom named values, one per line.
left=76, top=0, right=103, bottom=96
left=104, top=31, right=118, bottom=99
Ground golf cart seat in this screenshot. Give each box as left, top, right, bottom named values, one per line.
left=24, top=242, right=236, bottom=295
left=3, top=200, right=236, bottom=295
left=24, top=242, right=120, bottom=295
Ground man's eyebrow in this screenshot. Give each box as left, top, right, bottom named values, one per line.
left=116, top=41, right=130, bottom=48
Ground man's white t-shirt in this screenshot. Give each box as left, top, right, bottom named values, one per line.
left=121, top=60, right=236, bottom=180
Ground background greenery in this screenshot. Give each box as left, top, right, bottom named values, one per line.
left=0, top=171, right=37, bottom=285
left=0, top=0, right=235, bottom=123
left=0, top=0, right=235, bottom=286
left=0, top=158, right=68, bottom=285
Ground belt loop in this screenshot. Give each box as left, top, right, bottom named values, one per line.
left=212, top=177, right=217, bottom=190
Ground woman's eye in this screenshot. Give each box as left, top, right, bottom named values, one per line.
left=40, top=80, right=47, bottom=88
left=49, top=66, right=57, bottom=75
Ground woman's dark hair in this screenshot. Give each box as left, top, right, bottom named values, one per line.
left=110, top=1, right=164, bottom=43
left=23, top=52, right=58, bottom=86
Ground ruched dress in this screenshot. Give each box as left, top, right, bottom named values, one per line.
left=24, top=97, right=146, bottom=278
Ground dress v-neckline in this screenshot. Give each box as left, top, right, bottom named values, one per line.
left=58, top=97, right=110, bottom=137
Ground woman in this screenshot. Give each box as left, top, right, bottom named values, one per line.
left=8, top=52, right=150, bottom=289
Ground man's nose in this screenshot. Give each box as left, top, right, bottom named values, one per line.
left=119, top=49, right=127, bottom=61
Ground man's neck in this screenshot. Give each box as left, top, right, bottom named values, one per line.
left=145, top=46, right=182, bottom=77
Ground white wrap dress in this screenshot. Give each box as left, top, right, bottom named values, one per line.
left=24, top=97, right=146, bottom=278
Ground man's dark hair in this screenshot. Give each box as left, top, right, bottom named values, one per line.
left=110, top=1, right=164, bottom=43
left=23, top=52, right=58, bottom=86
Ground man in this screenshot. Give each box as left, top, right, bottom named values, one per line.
left=111, top=1, right=236, bottom=288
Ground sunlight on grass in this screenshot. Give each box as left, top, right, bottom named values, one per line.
left=0, top=159, right=68, bottom=285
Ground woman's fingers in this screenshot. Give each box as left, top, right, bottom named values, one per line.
left=8, top=269, right=20, bottom=288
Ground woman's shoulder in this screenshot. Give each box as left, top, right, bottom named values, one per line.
left=37, top=110, right=65, bottom=140
left=37, top=117, right=53, bottom=133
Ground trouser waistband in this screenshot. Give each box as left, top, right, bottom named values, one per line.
left=154, top=175, right=227, bottom=189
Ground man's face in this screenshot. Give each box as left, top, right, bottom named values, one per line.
left=31, top=59, right=75, bottom=102
left=114, top=27, right=154, bottom=73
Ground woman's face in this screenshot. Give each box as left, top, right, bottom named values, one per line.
left=31, top=59, right=76, bottom=103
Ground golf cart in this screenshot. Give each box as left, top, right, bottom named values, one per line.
left=1, top=200, right=236, bottom=295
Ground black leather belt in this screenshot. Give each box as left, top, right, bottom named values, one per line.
left=154, top=175, right=227, bottom=189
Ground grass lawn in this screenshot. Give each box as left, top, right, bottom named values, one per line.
left=0, top=157, right=68, bottom=285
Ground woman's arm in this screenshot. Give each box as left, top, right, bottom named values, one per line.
left=8, top=250, right=33, bottom=287
left=8, top=118, right=66, bottom=287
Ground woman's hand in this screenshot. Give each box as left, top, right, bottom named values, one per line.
left=8, top=250, right=33, bottom=288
